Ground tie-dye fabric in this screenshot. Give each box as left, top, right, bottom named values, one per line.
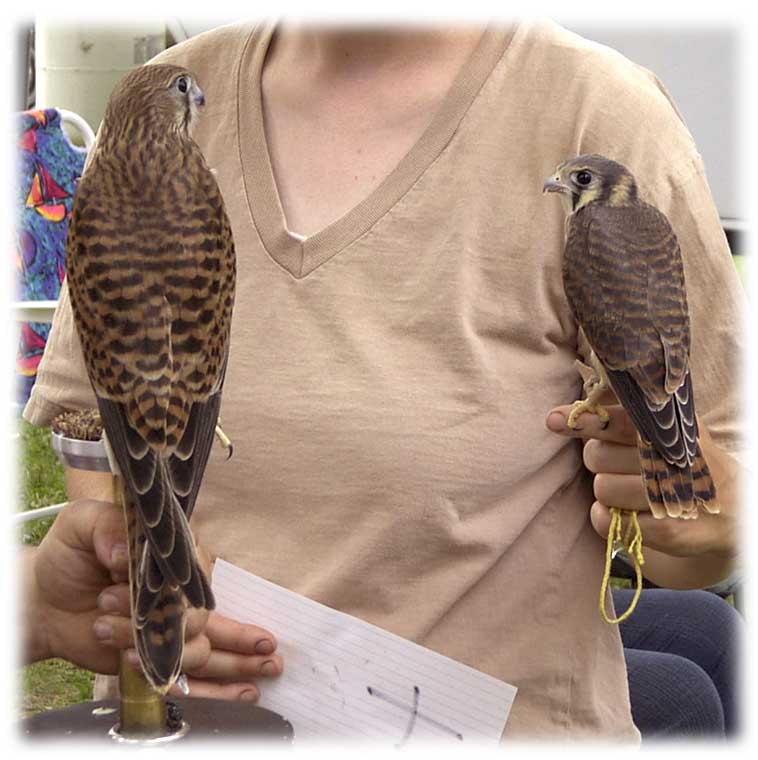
left=14, top=108, right=87, bottom=405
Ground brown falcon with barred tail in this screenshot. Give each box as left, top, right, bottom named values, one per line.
left=544, top=154, right=717, bottom=520
left=66, top=63, right=236, bottom=691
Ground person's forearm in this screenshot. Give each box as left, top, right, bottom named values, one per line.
left=641, top=441, right=740, bottom=590
left=640, top=546, right=736, bottom=590
left=66, top=467, right=114, bottom=502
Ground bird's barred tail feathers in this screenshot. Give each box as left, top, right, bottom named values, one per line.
left=638, top=436, right=718, bottom=520
left=134, top=586, right=187, bottom=694
left=123, top=488, right=189, bottom=694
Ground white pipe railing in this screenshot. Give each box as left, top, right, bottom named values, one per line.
left=58, top=108, right=96, bottom=150
left=15, top=503, right=68, bottom=524
left=11, top=300, right=58, bottom=323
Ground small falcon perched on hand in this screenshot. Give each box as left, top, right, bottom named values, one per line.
left=66, top=63, right=236, bottom=691
left=544, top=154, right=718, bottom=521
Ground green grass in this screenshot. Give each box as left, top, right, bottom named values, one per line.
left=16, top=419, right=96, bottom=717
left=20, top=659, right=96, bottom=718
left=733, top=253, right=748, bottom=287
left=16, top=420, right=66, bottom=545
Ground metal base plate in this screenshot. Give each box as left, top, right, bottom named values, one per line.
left=20, top=698, right=294, bottom=744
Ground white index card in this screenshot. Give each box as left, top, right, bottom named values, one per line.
left=212, top=559, right=517, bottom=746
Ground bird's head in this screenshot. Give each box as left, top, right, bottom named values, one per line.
left=104, top=63, right=206, bottom=140
left=543, top=154, right=639, bottom=214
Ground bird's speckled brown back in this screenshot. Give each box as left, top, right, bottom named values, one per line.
left=557, top=155, right=716, bottom=519
left=66, top=63, right=235, bottom=691
left=67, top=66, right=234, bottom=454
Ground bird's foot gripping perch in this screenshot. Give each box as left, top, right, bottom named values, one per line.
left=567, top=397, right=610, bottom=430
left=566, top=352, right=611, bottom=430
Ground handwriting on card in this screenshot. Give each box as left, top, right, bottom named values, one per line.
left=212, top=559, right=517, bottom=744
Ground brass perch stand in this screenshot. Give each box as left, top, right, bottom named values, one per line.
left=110, top=472, right=175, bottom=741
left=36, top=410, right=292, bottom=744
left=51, top=410, right=178, bottom=742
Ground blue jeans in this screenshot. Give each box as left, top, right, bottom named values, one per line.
left=614, top=588, right=742, bottom=739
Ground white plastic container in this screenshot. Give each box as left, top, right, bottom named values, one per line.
left=35, top=22, right=166, bottom=140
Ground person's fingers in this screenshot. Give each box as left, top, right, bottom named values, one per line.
left=590, top=501, right=613, bottom=538
left=94, top=589, right=211, bottom=650
left=107, top=565, right=129, bottom=585
left=185, top=605, right=210, bottom=639
left=592, top=473, right=648, bottom=510
left=590, top=501, right=712, bottom=557
left=95, top=623, right=215, bottom=670
left=96, top=583, right=130, bottom=616
left=583, top=439, right=640, bottom=475
left=119, top=645, right=276, bottom=697
left=168, top=678, right=261, bottom=702
left=181, top=633, right=212, bottom=673
left=61, top=499, right=127, bottom=573
left=118, top=635, right=214, bottom=678
left=195, top=541, right=213, bottom=575
left=92, top=614, right=134, bottom=649
left=546, top=404, right=638, bottom=445
left=187, top=648, right=283, bottom=681
left=96, top=631, right=281, bottom=677
left=205, top=612, right=277, bottom=655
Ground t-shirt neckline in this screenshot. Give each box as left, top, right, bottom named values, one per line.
left=238, top=22, right=517, bottom=279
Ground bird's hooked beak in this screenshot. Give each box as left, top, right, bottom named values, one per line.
left=184, top=80, right=205, bottom=131
left=191, top=83, right=205, bottom=108
left=543, top=176, right=570, bottom=195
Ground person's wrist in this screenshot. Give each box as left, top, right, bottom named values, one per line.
left=711, top=452, right=740, bottom=559
left=707, top=511, right=739, bottom=559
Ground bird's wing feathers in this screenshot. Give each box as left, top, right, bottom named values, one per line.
left=98, top=396, right=210, bottom=605
left=580, top=203, right=689, bottom=379
left=604, top=366, right=698, bottom=468
left=567, top=203, right=695, bottom=467
left=168, top=380, right=224, bottom=516
left=64, top=67, right=237, bottom=691
left=122, top=484, right=187, bottom=690
left=67, top=149, right=234, bottom=663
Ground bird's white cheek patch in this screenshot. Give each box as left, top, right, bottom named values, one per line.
left=559, top=193, right=574, bottom=215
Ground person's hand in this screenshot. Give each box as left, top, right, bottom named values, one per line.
left=25, top=498, right=212, bottom=673
left=545, top=404, right=738, bottom=560
left=24, top=498, right=129, bottom=670
left=100, top=604, right=284, bottom=702
left=26, top=497, right=283, bottom=698
left=169, top=545, right=284, bottom=701
left=89, top=575, right=212, bottom=679
left=93, top=542, right=284, bottom=701
left=168, top=610, right=283, bottom=701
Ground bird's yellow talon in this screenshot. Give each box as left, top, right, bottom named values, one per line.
left=214, top=423, right=234, bottom=459
left=567, top=398, right=609, bottom=430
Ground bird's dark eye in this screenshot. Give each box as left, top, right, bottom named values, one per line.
left=575, top=170, right=593, bottom=186
left=175, top=76, right=189, bottom=94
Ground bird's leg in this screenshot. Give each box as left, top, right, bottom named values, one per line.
left=567, top=352, right=611, bottom=430
left=214, top=420, right=234, bottom=460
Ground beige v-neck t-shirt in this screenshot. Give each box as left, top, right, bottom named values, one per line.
left=24, top=20, right=744, bottom=740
